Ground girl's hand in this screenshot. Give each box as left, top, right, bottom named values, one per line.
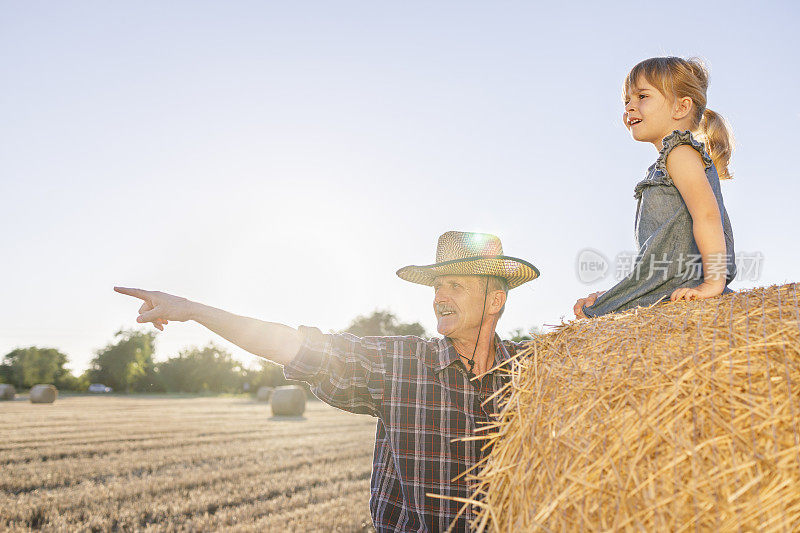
left=574, top=291, right=606, bottom=318
left=670, top=281, right=725, bottom=302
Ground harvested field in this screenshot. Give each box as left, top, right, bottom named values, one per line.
left=0, top=396, right=377, bottom=532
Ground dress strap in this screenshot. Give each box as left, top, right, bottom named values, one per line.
left=655, top=130, right=714, bottom=185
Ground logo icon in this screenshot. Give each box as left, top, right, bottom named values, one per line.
left=576, top=248, right=609, bottom=284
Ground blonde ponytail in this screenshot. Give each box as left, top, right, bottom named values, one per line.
left=697, top=108, right=734, bottom=179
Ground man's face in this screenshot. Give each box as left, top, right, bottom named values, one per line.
left=432, top=275, right=489, bottom=340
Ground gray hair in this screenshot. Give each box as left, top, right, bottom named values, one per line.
left=487, top=276, right=508, bottom=318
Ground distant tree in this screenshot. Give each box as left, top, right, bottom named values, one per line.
left=508, top=326, right=543, bottom=343
left=0, top=347, right=76, bottom=389
left=57, top=372, right=90, bottom=392
left=343, top=310, right=426, bottom=337
left=89, top=329, right=158, bottom=393
left=157, top=344, right=243, bottom=393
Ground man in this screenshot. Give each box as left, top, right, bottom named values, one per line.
left=115, top=230, right=539, bottom=532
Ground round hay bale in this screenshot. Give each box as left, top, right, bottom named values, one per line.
left=0, top=384, right=16, bottom=400
left=256, top=386, right=273, bottom=402
left=29, top=384, right=57, bottom=404
left=270, top=385, right=305, bottom=416
left=470, top=283, right=800, bottom=532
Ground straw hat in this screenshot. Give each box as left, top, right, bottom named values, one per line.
left=396, top=231, right=540, bottom=289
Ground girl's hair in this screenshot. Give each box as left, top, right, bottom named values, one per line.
left=623, top=57, right=734, bottom=178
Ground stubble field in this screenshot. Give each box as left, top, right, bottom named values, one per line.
left=0, top=395, right=377, bottom=532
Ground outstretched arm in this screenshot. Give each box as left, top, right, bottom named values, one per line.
left=113, top=287, right=301, bottom=365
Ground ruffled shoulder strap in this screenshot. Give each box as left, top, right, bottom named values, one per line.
left=655, top=130, right=714, bottom=180
left=633, top=131, right=714, bottom=199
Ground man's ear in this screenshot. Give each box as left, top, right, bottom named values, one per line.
left=672, top=96, right=694, bottom=120
left=489, top=290, right=507, bottom=315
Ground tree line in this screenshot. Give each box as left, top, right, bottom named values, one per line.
left=1, top=311, right=440, bottom=393
left=1, top=311, right=539, bottom=393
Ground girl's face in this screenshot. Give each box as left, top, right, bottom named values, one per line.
left=623, top=76, right=686, bottom=149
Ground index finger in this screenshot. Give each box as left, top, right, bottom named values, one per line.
left=114, top=286, right=151, bottom=300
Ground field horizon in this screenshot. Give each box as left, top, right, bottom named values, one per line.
left=1, top=395, right=377, bottom=531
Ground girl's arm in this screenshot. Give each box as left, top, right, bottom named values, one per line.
left=665, top=145, right=728, bottom=301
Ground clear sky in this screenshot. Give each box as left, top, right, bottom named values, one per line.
left=2, top=1, right=798, bottom=374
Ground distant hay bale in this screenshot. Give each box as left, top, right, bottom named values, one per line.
left=467, top=283, right=800, bottom=532
left=271, top=385, right=306, bottom=417
left=0, top=384, right=15, bottom=400
left=29, top=384, right=57, bottom=404
left=256, top=386, right=273, bottom=402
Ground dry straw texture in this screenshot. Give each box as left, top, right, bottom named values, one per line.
left=29, top=385, right=57, bottom=404
left=0, top=397, right=375, bottom=531
left=467, top=283, right=800, bottom=532
left=271, top=386, right=306, bottom=417
left=0, top=384, right=15, bottom=400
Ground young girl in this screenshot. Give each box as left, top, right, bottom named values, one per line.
left=575, top=57, right=736, bottom=318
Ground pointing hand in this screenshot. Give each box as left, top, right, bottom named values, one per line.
left=113, top=287, right=193, bottom=331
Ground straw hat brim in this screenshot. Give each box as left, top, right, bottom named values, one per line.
left=396, top=255, right=540, bottom=290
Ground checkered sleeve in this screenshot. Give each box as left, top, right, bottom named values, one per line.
left=283, top=326, right=385, bottom=417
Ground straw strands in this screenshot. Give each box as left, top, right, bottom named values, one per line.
left=467, top=283, right=800, bottom=532
left=0, top=397, right=375, bottom=531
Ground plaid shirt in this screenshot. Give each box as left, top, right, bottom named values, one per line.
left=283, top=326, right=523, bottom=532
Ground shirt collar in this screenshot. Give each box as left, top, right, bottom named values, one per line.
left=426, top=334, right=510, bottom=373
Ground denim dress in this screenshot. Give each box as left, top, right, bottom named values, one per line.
left=583, top=130, right=736, bottom=317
